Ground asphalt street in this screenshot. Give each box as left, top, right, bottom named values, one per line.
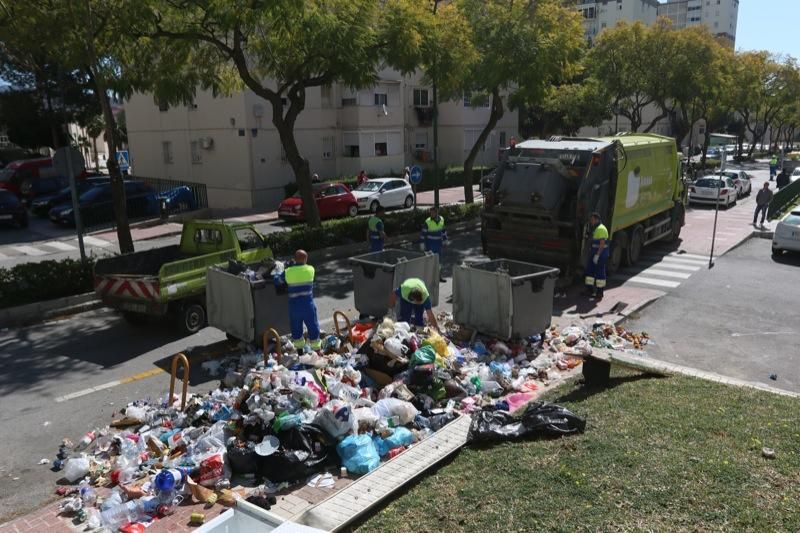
left=624, top=237, right=800, bottom=392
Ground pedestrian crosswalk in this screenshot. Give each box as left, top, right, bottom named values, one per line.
left=0, top=236, right=113, bottom=262
left=613, top=251, right=708, bottom=291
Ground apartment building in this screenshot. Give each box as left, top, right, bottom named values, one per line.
left=657, top=0, right=739, bottom=47
left=125, top=69, right=517, bottom=210
left=566, top=0, right=660, bottom=41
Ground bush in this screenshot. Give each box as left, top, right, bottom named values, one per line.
left=264, top=203, right=482, bottom=256
left=0, top=258, right=95, bottom=309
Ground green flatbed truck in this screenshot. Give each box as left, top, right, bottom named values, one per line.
left=482, top=133, right=687, bottom=279
left=94, top=220, right=273, bottom=334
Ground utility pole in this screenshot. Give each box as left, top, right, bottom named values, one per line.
left=432, top=0, right=440, bottom=209
left=708, top=148, right=725, bottom=269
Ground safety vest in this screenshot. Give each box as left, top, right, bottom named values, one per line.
left=368, top=215, right=383, bottom=240
left=400, top=278, right=429, bottom=303
left=770, top=157, right=778, bottom=166
left=591, top=224, right=609, bottom=249
left=284, top=264, right=315, bottom=300
left=422, top=216, right=445, bottom=241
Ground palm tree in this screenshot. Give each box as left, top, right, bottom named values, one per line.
left=85, top=115, right=104, bottom=171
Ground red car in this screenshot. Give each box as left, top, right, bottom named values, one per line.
left=278, top=182, right=359, bottom=221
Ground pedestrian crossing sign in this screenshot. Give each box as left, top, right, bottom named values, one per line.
left=116, top=150, right=130, bottom=172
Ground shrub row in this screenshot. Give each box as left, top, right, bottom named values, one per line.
left=264, top=202, right=482, bottom=256
left=0, top=257, right=95, bottom=309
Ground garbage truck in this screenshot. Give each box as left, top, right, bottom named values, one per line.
left=481, top=133, right=686, bottom=279
left=94, top=220, right=273, bottom=334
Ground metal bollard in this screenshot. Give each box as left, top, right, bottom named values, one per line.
left=263, top=327, right=282, bottom=366
left=332, top=310, right=352, bottom=347
left=169, top=353, right=190, bottom=411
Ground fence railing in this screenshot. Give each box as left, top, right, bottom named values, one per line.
left=768, top=178, right=800, bottom=220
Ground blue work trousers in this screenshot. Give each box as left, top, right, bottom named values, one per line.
left=289, top=298, right=320, bottom=343
left=584, top=246, right=609, bottom=292
left=398, top=299, right=425, bottom=327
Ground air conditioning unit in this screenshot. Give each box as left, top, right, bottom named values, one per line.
left=201, top=137, right=214, bottom=149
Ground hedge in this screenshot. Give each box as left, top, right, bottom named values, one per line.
left=281, top=166, right=495, bottom=198
left=0, top=258, right=95, bottom=309
left=264, top=202, right=482, bottom=256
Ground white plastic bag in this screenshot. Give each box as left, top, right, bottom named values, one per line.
left=63, top=455, right=90, bottom=482
left=371, top=398, right=419, bottom=425
left=313, top=400, right=357, bottom=439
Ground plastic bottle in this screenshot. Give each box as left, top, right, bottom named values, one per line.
left=74, top=431, right=96, bottom=451
left=100, top=500, right=149, bottom=531
left=79, top=480, right=97, bottom=506
left=100, top=489, right=124, bottom=512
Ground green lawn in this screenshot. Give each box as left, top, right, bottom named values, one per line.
left=355, top=371, right=800, bottom=532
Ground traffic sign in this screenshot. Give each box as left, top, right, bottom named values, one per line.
left=409, top=165, right=422, bottom=185
left=116, top=150, right=130, bottom=172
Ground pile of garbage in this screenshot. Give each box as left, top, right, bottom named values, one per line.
left=49, top=317, right=643, bottom=531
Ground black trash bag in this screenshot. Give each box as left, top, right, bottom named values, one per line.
left=227, top=442, right=259, bottom=474
left=257, top=424, right=338, bottom=483
left=468, top=402, right=585, bottom=444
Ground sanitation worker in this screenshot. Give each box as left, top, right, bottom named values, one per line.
left=584, top=212, right=609, bottom=301
left=274, top=249, right=320, bottom=351
left=420, top=206, right=447, bottom=282
left=389, top=277, right=440, bottom=330
left=366, top=205, right=387, bottom=252
left=769, top=155, right=778, bottom=180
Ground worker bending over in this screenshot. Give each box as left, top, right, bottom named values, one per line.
left=389, top=277, right=439, bottom=330
left=274, top=249, right=321, bottom=350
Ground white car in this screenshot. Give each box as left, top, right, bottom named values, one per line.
left=772, top=208, right=800, bottom=257
left=720, top=170, right=752, bottom=197
left=352, top=177, right=414, bottom=212
left=688, top=176, right=738, bottom=209
left=790, top=167, right=800, bottom=183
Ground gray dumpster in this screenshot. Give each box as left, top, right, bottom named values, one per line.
left=453, top=259, right=559, bottom=340
left=206, top=266, right=291, bottom=345
left=350, top=249, right=440, bottom=318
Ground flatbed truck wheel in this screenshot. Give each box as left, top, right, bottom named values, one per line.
left=180, top=302, right=207, bottom=335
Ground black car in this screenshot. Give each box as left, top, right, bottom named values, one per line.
left=31, top=177, right=110, bottom=217
left=0, top=189, right=28, bottom=228
left=49, top=181, right=158, bottom=227
left=19, top=175, right=69, bottom=207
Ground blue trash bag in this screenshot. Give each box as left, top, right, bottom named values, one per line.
left=372, top=427, right=414, bottom=457
left=336, top=434, right=380, bottom=475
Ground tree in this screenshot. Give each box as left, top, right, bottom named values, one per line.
left=140, top=0, right=433, bottom=227
left=588, top=21, right=675, bottom=134
left=456, top=0, right=584, bottom=203
left=522, top=74, right=612, bottom=138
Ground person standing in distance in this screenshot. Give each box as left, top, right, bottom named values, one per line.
left=367, top=205, right=387, bottom=252
left=420, top=206, right=447, bottom=282
left=584, top=212, right=609, bottom=301
left=753, top=182, right=773, bottom=227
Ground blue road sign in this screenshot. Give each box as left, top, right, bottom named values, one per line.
left=116, top=150, right=130, bottom=172
left=409, top=165, right=422, bottom=185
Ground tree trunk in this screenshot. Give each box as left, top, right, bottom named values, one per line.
left=91, top=136, right=100, bottom=171
left=463, top=88, right=504, bottom=205
left=92, top=69, right=134, bottom=254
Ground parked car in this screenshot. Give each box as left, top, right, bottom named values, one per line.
left=688, top=176, right=738, bottom=209
left=49, top=181, right=158, bottom=226
left=20, top=175, right=68, bottom=207
left=706, top=147, right=721, bottom=159
left=0, top=189, right=27, bottom=228
left=720, top=170, right=751, bottom=197
left=772, top=208, right=800, bottom=257
left=0, top=157, right=56, bottom=198
left=30, top=177, right=109, bottom=217
left=352, top=177, right=414, bottom=213
left=278, top=182, right=358, bottom=221
left=790, top=167, right=800, bottom=184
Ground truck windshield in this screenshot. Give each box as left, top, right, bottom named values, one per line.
left=236, top=228, right=263, bottom=250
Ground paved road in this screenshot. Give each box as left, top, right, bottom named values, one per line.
left=624, top=237, right=800, bottom=393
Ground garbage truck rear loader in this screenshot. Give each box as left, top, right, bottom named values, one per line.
left=481, top=133, right=686, bottom=280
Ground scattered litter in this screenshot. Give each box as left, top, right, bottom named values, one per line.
left=43, top=421, right=51, bottom=427
left=39, top=458, right=49, bottom=465
left=769, top=373, right=777, bottom=381
left=762, top=447, right=776, bottom=459
left=307, top=473, right=335, bottom=489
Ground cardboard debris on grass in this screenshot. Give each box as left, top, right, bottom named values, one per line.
left=50, top=314, right=649, bottom=531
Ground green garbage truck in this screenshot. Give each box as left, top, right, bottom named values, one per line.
left=481, top=133, right=686, bottom=279
left=94, top=220, right=273, bottom=334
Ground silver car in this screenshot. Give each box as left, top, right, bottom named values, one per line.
left=772, top=208, right=800, bottom=257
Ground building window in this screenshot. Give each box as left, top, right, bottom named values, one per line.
left=321, top=85, right=333, bottom=108
left=191, top=141, right=202, bottom=164
left=499, top=131, right=506, bottom=147
left=162, top=141, right=173, bottom=164
left=0, top=133, right=9, bottom=147
left=374, top=142, right=388, bottom=156
left=343, top=132, right=359, bottom=157
left=158, top=100, right=169, bottom=112
left=374, top=93, right=388, bottom=107
left=322, top=136, right=334, bottom=159
left=414, top=132, right=428, bottom=149
left=342, top=96, right=357, bottom=106
left=463, top=92, right=490, bottom=108
left=413, top=88, right=429, bottom=107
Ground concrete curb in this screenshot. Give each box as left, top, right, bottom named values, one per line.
left=0, top=292, right=102, bottom=329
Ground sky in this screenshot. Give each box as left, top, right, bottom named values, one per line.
left=736, top=0, right=800, bottom=59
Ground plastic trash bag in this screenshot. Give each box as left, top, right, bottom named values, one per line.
left=63, top=455, right=90, bottom=482
left=313, top=400, right=357, bottom=439
left=422, top=332, right=448, bottom=357
left=227, top=443, right=258, bottom=475
left=371, top=398, right=419, bottom=425
left=409, top=345, right=437, bottom=367
left=258, top=424, right=337, bottom=483
left=467, top=402, right=585, bottom=444
left=372, top=427, right=414, bottom=457
left=336, top=434, right=380, bottom=475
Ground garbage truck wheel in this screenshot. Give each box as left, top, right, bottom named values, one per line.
left=670, top=204, right=684, bottom=242
left=607, top=233, right=625, bottom=275
left=625, top=226, right=644, bottom=266
left=122, top=311, right=148, bottom=326
left=180, top=303, right=207, bottom=335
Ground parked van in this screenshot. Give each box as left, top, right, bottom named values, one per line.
left=0, top=158, right=56, bottom=198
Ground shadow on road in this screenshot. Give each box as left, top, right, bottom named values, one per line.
left=0, top=310, right=185, bottom=396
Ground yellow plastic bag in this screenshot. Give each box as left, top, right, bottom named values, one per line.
left=422, top=331, right=448, bottom=358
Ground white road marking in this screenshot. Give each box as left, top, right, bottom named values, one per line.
left=83, top=236, right=112, bottom=247
left=652, top=255, right=708, bottom=266
left=42, top=241, right=77, bottom=252
left=731, top=331, right=797, bottom=338
left=638, top=260, right=701, bottom=271
left=624, top=276, right=681, bottom=288
left=11, top=245, right=48, bottom=256
left=624, top=268, right=691, bottom=279
left=668, top=252, right=708, bottom=260
left=54, top=380, right=122, bottom=402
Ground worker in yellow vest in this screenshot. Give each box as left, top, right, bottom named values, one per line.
left=420, top=207, right=447, bottom=282
left=584, top=213, right=609, bottom=301
left=273, top=249, right=320, bottom=351
left=389, top=277, right=439, bottom=330
left=366, top=205, right=387, bottom=252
